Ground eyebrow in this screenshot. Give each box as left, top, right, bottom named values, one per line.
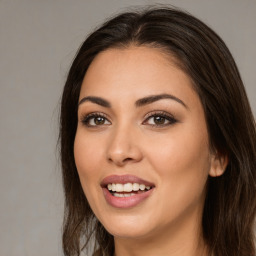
left=78, top=93, right=187, bottom=109
left=135, top=94, right=187, bottom=108
left=78, top=96, right=111, bottom=108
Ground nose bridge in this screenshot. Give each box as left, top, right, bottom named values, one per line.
left=106, top=120, right=142, bottom=166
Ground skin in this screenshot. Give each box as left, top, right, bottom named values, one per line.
left=74, top=46, right=226, bottom=256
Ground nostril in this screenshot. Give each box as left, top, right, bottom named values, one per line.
left=107, top=156, right=134, bottom=166
left=123, top=157, right=133, bottom=162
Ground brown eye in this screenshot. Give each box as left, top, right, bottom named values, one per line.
left=143, top=112, right=177, bottom=127
left=94, top=117, right=105, bottom=125
left=153, top=116, right=166, bottom=125
left=82, top=113, right=111, bottom=127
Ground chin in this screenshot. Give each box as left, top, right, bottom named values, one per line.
left=100, top=214, right=154, bottom=239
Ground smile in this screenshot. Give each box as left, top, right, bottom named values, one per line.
left=108, top=182, right=151, bottom=192
left=101, top=175, right=155, bottom=208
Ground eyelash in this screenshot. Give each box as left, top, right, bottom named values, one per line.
left=143, top=111, right=177, bottom=127
left=81, top=112, right=110, bottom=127
left=81, top=111, right=177, bottom=128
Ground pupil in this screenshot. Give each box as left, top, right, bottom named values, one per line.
left=154, top=116, right=165, bottom=124
left=95, top=117, right=104, bottom=125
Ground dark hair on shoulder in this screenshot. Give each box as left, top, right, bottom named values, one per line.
left=59, top=6, right=256, bottom=256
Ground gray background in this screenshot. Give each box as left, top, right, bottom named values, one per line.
left=0, top=0, right=255, bottom=255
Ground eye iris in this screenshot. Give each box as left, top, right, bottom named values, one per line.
left=95, top=117, right=105, bottom=125
left=154, top=116, right=165, bottom=124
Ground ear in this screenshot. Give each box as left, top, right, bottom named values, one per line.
left=209, top=152, right=229, bottom=177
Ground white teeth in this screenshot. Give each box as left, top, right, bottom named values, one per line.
left=124, top=193, right=135, bottom=197
left=115, top=184, right=123, bottom=192
left=123, top=183, right=133, bottom=192
left=107, top=183, right=151, bottom=192
left=132, top=183, right=140, bottom=191
left=113, top=193, right=136, bottom=197
left=139, top=184, right=145, bottom=190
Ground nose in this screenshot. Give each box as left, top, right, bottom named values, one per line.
left=106, top=125, right=143, bottom=167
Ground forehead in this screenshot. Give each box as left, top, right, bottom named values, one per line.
left=83, top=46, right=180, bottom=85
left=79, top=46, right=199, bottom=109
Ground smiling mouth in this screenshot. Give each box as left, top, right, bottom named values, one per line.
left=101, top=175, right=155, bottom=204
left=107, top=183, right=153, bottom=197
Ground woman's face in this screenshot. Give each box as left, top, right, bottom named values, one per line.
left=74, top=46, right=218, bottom=240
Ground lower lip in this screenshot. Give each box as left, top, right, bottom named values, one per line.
left=102, top=188, right=154, bottom=208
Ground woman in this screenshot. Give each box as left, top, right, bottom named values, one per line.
left=59, top=6, right=256, bottom=256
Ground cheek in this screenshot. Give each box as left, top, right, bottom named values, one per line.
left=73, top=130, right=109, bottom=219
left=73, top=130, right=105, bottom=196
left=144, top=126, right=211, bottom=208
left=146, top=127, right=210, bottom=174
left=74, top=130, right=102, bottom=173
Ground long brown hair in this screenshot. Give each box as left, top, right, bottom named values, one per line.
left=59, top=6, right=256, bottom=256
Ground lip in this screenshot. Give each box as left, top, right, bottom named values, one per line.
left=101, top=174, right=155, bottom=187
left=101, top=175, right=155, bottom=208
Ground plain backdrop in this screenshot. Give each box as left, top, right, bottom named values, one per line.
left=0, top=0, right=255, bottom=255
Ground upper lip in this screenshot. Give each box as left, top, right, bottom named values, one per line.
left=101, top=175, right=155, bottom=188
